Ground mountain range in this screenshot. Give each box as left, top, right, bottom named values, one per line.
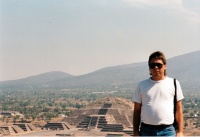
left=0, top=50, right=200, bottom=93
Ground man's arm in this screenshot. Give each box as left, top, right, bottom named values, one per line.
left=133, top=102, right=141, bottom=136
left=176, top=100, right=184, bottom=136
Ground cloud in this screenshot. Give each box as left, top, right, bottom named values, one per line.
left=122, top=0, right=200, bottom=28
left=123, top=0, right=182, bottom=7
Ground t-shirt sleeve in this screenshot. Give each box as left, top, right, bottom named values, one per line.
left=132, top=84, right=142, bottom=103
left=176, top=80, right=184, bottom=101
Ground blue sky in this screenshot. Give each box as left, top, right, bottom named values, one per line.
left=0, top=0, right=200, bottom=81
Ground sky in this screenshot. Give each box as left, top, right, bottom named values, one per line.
left=0, top=0, right=200, bottom=81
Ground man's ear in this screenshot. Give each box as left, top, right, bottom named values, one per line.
left=149, top=70, right=152, bottom=76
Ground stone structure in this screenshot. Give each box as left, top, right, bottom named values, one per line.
left=42, top=122, right=71, bottom=130
left=62, top=97, right=134, bottom=136
left=0, top=123, right=37, bottom=135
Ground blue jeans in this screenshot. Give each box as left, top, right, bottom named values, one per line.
left=140, top=123, right=176, bottom=136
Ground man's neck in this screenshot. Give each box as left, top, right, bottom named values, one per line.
left=151, top=75, right=166, bottom=81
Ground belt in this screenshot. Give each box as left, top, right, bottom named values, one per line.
left=141, top=122, right=172, bottom=129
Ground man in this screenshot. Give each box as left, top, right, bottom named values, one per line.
left=133, top=51, right=184, bottom=136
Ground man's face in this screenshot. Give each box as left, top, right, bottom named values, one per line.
left=149, top=58, right=166, bottom=78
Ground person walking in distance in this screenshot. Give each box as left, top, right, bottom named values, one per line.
left=133, top=51, right=184, bottom=136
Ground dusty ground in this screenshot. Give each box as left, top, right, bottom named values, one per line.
left=15, top=128, right=126, bottom=136
left=6, top=126, right=199, bottom=136
left=184, top=126, right=200, bottom=136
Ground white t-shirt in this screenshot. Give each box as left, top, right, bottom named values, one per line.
left=132, top=77, right=184, bottom=125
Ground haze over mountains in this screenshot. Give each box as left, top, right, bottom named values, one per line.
left=0, top=50, right=200, bottom=93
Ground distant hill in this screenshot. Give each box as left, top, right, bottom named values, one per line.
left=167, top=50, right=200, bottom=82
left=0, top=50, right=200, bottom=93
left=0, top=71, right=74, bottom=88
left=167, top=50, right=200, bottom=92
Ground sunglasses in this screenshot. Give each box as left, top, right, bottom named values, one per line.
left=149, top=63, right=163, bottom=69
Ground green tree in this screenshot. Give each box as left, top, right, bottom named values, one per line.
left=31, top=114, right=36, bottom=121
left=54, top=107, right=60, bottom=112
left=184, top=122, right=188, bottom=127
left=61, top=104, right=67, bottom=110
left=2, top=104, right=8, bottom=111
left=13, top=115, right=20, bottom=123
left=75, top=103, right=83, bottom=109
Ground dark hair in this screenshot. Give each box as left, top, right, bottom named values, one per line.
left=148, top=51, right=167, bottom=75
left=148, top=51, right=166, bottom=65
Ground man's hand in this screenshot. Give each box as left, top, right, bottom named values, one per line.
left=133, top=131, right=140, bottom=136
left=176, top=101, right=184, bottom=137
left=133, top=102, right=141, bottom=136
left=176, top=131, right=184, bottom=137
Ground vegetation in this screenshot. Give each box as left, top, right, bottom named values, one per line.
left=0, top=89, right=199, bottom=128
left=0, top=89, right=132, bottom=122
